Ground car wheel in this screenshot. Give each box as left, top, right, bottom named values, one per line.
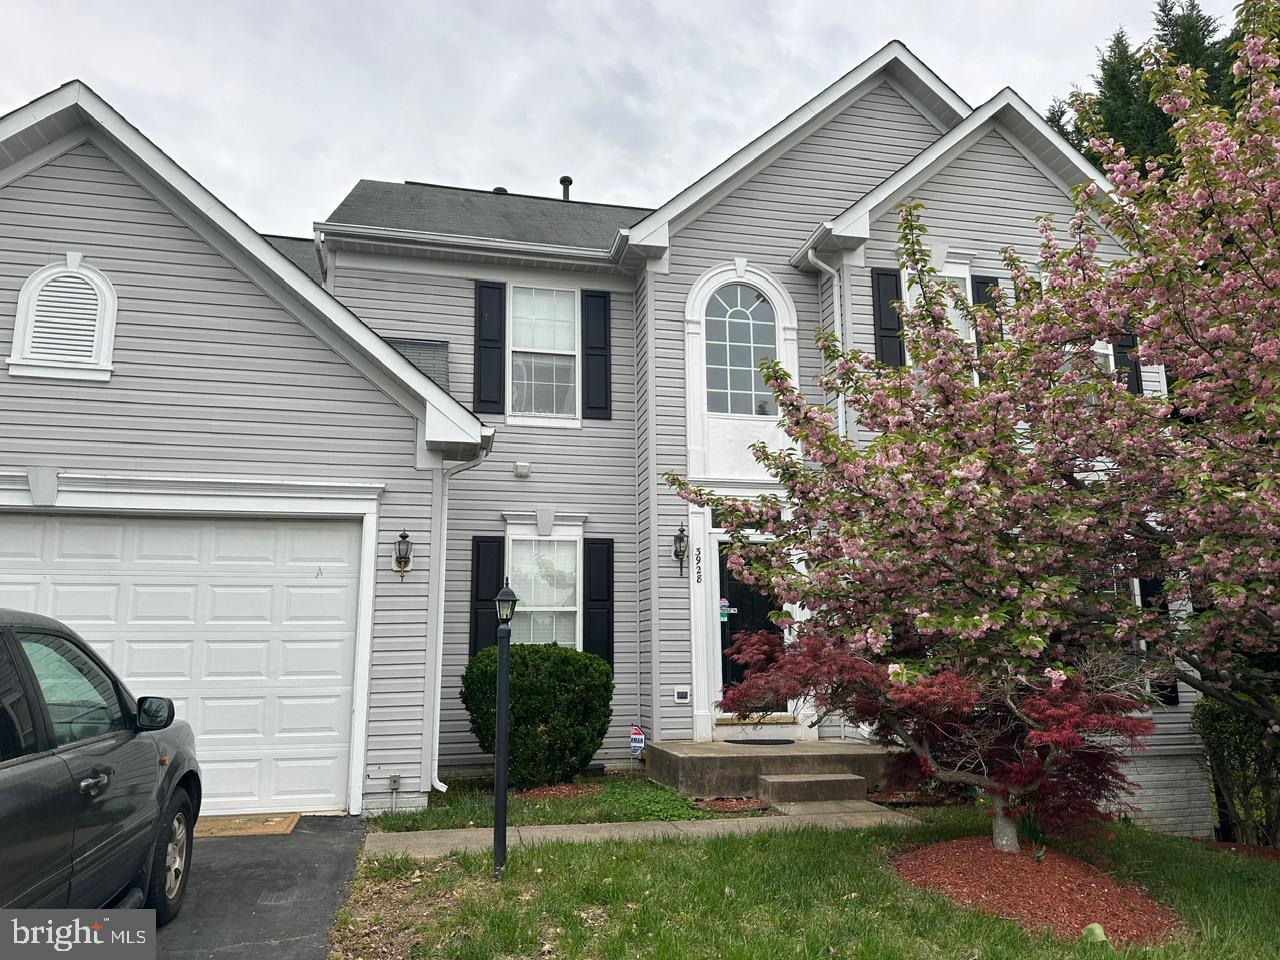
left=146, top=788, right=193, bottom=926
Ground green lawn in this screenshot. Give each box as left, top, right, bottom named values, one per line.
left=367, top=774, right=761, bottom=832
left=333, top=809, right=1279, bottom=960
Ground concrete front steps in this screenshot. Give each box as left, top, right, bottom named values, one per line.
left=758, top=773, right=866, bottom=804
left=646, top=739, right=891, bottom=801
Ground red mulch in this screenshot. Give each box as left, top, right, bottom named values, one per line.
left=893, top=837, right=1181, bottom=947
left=1200, top=839, right=1280, bottom=863
left=693, top=797, right=769, bottom=813
left=514, top=782, right=604, bottom=801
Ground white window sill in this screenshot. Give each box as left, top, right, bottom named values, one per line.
left=6, top=357, right=113, bottom=381
left=706, top=411, right=779, bottom=422
left=504, top=413, right=582, bottom=429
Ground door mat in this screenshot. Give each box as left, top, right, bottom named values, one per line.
left=195, top=812, right=301, bottom=838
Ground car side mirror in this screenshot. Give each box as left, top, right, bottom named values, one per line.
left=137, top=696, right=175, bottom=731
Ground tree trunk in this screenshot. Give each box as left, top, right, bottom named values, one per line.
left=988, top=793, right=1021, bottom=853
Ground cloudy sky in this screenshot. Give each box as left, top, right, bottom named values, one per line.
left=2, top=0, right=1238, bottom=236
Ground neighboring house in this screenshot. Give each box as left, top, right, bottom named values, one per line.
left=0, top=41, right=1212, bottom=836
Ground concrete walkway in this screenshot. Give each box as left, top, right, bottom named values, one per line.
left=364, top=799, right=913, bottom=859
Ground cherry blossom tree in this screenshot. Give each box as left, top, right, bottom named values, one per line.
left=670, top=1, right=1280, bottom=850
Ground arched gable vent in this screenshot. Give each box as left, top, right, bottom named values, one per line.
left=7, top=252, right=118, bottom=381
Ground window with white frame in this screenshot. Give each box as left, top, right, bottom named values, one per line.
left=901, top=269, right=975, bottom=347
left=6, top=252, right=118, bottom=381
left=507, top=534, right=581, bottom=647
left=704, top=282, right=777, bottom=416
left=510, top=285, right=577, bottom=417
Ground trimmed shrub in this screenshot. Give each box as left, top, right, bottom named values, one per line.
left=1191, top=696, right=1280, bottom=847
left=460, top=643, right=613, bottom=789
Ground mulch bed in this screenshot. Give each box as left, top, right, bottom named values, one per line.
left=514, top=783, right=604, bottom=802
left=1200, top=839, right=1280, bottom=863
left=893, top=836, right=1181, bottom=947
left=693, top=797, right=769, bottom=813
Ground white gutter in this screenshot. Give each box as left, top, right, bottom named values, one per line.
left=807, top=249, right=847, bottom=438
left=425, top=427, right=496, bottom=794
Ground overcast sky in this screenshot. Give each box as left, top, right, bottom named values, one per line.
left=2, top=0, right=1238, bottom=236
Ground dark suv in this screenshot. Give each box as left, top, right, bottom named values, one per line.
left=0, top=609, right=201, bottom=924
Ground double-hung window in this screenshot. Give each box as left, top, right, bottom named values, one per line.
left=510, top=286, right=578, bottom=418
left=902, top=269, right=976, bottom=348
left=507, top=535, right=581, bottom=647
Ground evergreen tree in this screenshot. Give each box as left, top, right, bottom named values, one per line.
left=1048, top=1, right=1237, bottom=163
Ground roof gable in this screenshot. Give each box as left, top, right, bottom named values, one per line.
left=0, top=81, right=488, bottom=456
left=620, top=40, right=971, bottom=258
left=792, top=88, right=1111, bottom=266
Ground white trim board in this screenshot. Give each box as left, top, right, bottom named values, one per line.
left=0, top=469, right=384, bottom=816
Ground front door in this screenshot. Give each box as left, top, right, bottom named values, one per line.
left=717, top=545, right=787, bottom=715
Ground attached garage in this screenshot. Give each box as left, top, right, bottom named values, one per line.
left=0, top=512, right=364, bottom=815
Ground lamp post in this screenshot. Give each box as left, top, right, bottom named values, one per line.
left=492, top=578, right=519, bottom=880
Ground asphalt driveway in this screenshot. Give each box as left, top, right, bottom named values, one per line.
left=157, top=816, right=365, bottom=960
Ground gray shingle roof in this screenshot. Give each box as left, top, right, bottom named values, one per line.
left=325, top=181, right=652, bottom=251
left=264, top=234, right=323, bottom=285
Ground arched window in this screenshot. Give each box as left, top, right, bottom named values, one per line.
left=6, top=252, right=117, bottom=382
left=704, top=282, right=777, bottom=416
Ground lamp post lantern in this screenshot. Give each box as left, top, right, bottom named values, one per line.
left=492, top=578, right=519, bottom=880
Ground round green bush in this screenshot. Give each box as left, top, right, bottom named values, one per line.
left=460, top=643, right=613, bottom=789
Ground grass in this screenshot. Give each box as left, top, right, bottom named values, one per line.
left=367, top=774, right=758, bottom=832
left=331, top=808, right=1280, bottom=960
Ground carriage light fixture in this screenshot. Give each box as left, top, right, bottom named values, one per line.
left=393, top=530, right=414, bottom=580
left=673, top=522, right=689, bottom=575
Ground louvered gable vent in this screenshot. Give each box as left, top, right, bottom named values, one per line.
left=28, top=273, right=101, bottom=362
left=7, top=252, right=118, bottom=382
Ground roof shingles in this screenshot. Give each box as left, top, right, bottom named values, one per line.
left=324, top=180, right=651, bottom=251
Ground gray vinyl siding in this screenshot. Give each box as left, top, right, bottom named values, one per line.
left=650, top=82, right=943, bottom=738
left=330, top=256, right=641, bottom=767
left=0, top=139, right=440, bottom=802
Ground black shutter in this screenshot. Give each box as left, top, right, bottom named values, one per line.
left=581, top=291, right=612, bottom=419
left=473, top=282, right=505, bottom=413
left=469, top=536, right=505, bottom=655
left=1138, top=577, right=1179, bottom=704
left=582, top=538, right=614, bottom=665
left=871, top=268, right=905, bottom=367
left=971, top=275, right=1000, bottom=375
left=1113, top=333, right=1143, bottom=395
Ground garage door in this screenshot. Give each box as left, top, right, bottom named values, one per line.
left=0, top=514, right=361, bottom=815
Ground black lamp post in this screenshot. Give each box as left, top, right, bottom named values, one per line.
left=492, top=578, right=519, bottom=880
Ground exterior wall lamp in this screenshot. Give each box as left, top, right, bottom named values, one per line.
left=492, top=577, right=520, bottom=880
left=673, top=522, right=689, bottom=575
left=393, top=530, right=414, bottom=580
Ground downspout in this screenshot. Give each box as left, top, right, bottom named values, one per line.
left=425, top=427, right=495, bottom=794
left=806, top=249, right=846, bottom=439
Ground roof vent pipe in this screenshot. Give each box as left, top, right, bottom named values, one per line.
left=559, top=175, right=573, bottom=200
left=493, top=187, right=508, bottom=194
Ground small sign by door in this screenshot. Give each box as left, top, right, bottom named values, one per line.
left=629, top=725, right=645, bottom=757
left=719, top=597, right=737, bottom=621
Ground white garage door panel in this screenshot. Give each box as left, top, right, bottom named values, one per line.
left=0, top=514, right=362, bottom=815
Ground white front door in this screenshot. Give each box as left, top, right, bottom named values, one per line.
left=0, top=513, right=361, bottom=814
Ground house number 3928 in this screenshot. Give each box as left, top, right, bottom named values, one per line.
left=694, top=547, right=703, bottom=583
